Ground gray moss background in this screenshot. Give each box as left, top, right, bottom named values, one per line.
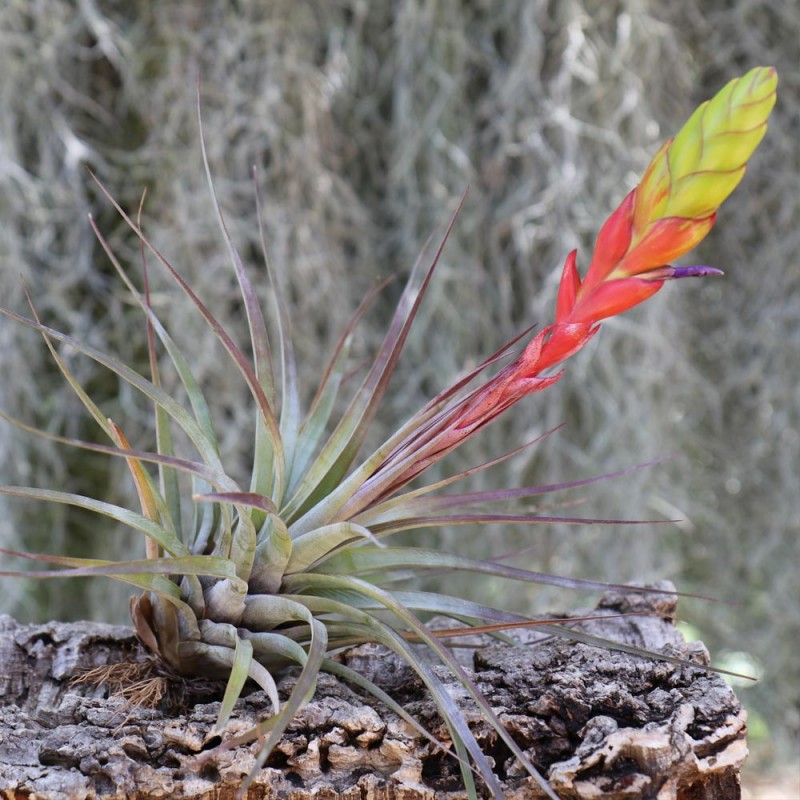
left=0, top=0, right=797, bottom=784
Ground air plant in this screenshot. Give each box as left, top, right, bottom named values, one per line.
left=0, top=67, right=777, bottom=798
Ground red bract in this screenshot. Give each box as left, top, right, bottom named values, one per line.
left=352, top=67, right=780, bottom=514
left=351, top=194, right=719, bottom=513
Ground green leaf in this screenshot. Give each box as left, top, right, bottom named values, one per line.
left=229, top=511, right=257, bottom=583
left=213, top=635, right=255, bottom=734
left=367, top=510, right=667, bottom=538
left=194, top=492, right=277, bottom=514
left=285, top=521, right=383, bottom=575
left=283, top=199, right=466, bottom=531
left=209, top=635, right=282, bottom=735
left=357, top=454, right=659, bottom=526
left=534, top=622, right=754, bottom=682
left=0, top=547, right=244, bottom=587
left=89, top=216, right=220, bottom=452
left=250, top=514, right=292, bottom=594
left=320, top=657, right=466, bottom=767
left=201, top=594, right=328, bottom=799
left=241, top=630, right=308, bottom=668
left=0, top=411, right=236, bottom=492
left=90, top=171, right=286, bottom=500
left=140, top=220, right=185, bottom=542
left=286, top=574, right=557, bottom=799
left=0, top=485, right=189, bottom=557
left=0, top=548, right=204, bottom=634
left=0, top=307, right=224, bottom=474
left=199, top=115, right=276, bottom=410
left=311, top=545, right=690, bottom=599
left=20, top=288, right=114, bottom=442
left=283, top=589, right=501, bottom=799
left=286, top=277, right=391, bottom=495
left=252, top=171, right=301, bottom=498
left=200, top=115, right=282, bottom=512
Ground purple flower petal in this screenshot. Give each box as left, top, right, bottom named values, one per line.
left=669, top=265, right=725, bottom=279
left=640, top=264, right=725, bottom=282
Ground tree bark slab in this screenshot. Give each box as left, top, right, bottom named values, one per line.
left=0, top=583, right=747, bottom=799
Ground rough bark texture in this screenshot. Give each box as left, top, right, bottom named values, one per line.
left=0, top=584, right=747, bottom=799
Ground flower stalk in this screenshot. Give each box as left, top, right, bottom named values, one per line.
left=343, top=66, right=777, bottom=520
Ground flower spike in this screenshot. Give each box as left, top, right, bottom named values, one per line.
left=537, top=66, right=777, bottom=370
left=347, top=68, right=777, bottom=506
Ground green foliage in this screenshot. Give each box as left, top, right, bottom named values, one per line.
left=0, top=0, right=796, bottom=782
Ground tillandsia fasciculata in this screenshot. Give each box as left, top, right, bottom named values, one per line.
left=0, top=67, right=777, bottom=798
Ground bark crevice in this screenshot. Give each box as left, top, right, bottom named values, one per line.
left=0, top=583, right=747, bottom=799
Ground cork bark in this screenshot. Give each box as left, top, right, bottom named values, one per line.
left=0, top=583, right=747, bottom=799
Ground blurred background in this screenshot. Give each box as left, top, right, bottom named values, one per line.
left=0, top=1, right=797, bottom=793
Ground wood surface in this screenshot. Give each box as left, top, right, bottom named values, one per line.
left=0, top=583, right=747, bottom=799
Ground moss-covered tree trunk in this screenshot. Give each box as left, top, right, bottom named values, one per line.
left=0, top=585, right=746, bottom=799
